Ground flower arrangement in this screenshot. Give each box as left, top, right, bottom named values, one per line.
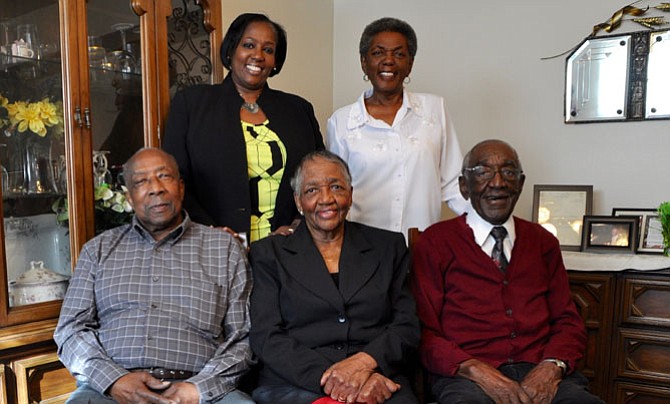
left=53, top=183, right=134, bottom=233
left=658, top=201, right=670, bottom=256
left=0, top=93, right=64, bottom=138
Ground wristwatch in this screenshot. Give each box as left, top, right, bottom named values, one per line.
left=543, top=358, right=567, bottom=375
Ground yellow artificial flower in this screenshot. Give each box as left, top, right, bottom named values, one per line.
left=0, top=95, right=8, bottom=128
left=37, top=98, right=62, bottom=128
left=0, top=95, right=64, bottom=138
left=6, top=100, right=26, bottom=126
left=48, top=100, right=64, bottom=137
left=15, top=102, right=48, bottom=137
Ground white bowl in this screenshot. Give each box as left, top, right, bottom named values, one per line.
left=9, top=261, right=69, bottom=307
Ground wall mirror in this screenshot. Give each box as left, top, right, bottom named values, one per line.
left=565, top=29, right=670, bottom=123
left=646, top=30, right=670, bottom=118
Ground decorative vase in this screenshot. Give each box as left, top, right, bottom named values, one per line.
left=92, top=150, right=112, bottom=187
left=4, top=130, right=27, bottom=194
left=3, top=130, right=58, bottom=194
left=23, top=133, right=57, bottom=194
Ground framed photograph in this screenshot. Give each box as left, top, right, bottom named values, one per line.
left=581, top=215, right=638, bottom=254
left=612, top=208, right=664, bottom=254
left=532, top=185, right=593, bottom=251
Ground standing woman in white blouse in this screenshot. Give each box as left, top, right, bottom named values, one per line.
left=327, top=17, right=467, bottom=239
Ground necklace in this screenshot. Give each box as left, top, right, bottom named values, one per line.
left=239, top=92, right=261, bottom=114
left=241, top=101, right=259, bottom=114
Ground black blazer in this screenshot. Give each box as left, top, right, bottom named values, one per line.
left=163, top=74, right=324, bottom=235
left=248, top=221, right=420, bottom=393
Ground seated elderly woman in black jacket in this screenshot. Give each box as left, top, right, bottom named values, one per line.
left=249, top=150, right=420, bottom=404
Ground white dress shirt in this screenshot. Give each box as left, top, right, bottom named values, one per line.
left=327, top=89, right=468, bottom=239
left=465, top=205, right=516, bottom=261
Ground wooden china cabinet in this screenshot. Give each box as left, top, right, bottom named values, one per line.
left=0, top=0, right=222, bottom=402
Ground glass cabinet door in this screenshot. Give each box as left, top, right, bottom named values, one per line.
left=87, top=2, right=143, bottom=170
left=86, top=1, right=141, bottom=234
left=0, top=0, right=222, bottom=328
left=0, top=1, right=72, bottom=316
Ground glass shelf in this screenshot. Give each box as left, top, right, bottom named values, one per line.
left=2, top=194, right=64, bottom=218
left=1, top=53, right=140, bottom=82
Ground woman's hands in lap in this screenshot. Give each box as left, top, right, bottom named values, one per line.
left=320, top=353, right=399, bottom=403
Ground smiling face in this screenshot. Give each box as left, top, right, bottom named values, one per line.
left=361, top=31, right=414, bottom=97
left=125, top=149, right=185, bottom=240
left=459, top=140, right=526, bottom=225
left=230, top=21, right=277, bottom=92
left=294, top=157, right=353, bottom=240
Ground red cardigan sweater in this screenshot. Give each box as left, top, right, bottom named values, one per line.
left=411, top=215, right=586, bottom=376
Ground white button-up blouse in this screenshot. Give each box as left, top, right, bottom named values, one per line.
left=327, top=89, right=468, bottom=239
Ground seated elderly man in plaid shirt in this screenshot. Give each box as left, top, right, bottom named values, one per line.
left=55, top=148, right=254, bottom=404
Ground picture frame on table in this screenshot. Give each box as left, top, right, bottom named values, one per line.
left=612, top=208, right=664, bottom=254
left=581, top=215, right=639, bottom=254
left=532, top=185, right=593, bottom=251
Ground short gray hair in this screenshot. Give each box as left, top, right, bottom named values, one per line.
left=359, top=17, right=418, bottom=58
left=291, top=150, right=352, bottom=193
left=461, top=139, right=523, bottom=174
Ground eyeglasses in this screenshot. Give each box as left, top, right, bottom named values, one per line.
left=463, top=165, right=523, bottom=182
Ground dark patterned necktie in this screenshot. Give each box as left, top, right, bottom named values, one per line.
left=490, top=226, right=509, bottom=272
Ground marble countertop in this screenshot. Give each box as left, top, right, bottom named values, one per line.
left=563, top=251, right=670, bottom=272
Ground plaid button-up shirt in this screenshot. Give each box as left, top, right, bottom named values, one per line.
left=55, top=213, right=253, bottom=402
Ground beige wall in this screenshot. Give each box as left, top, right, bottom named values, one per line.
left=221, top=1, right=670, bottom=221
left=221, top=1, right=333, bottom=130
left=332, top=0, right=669, bottom=220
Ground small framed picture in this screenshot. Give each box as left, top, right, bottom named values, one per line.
left=532, top=185, right=593, bottom=251
left=581, top=215, right=639, bottom=254
left=612, top=208, right=664, bottom=254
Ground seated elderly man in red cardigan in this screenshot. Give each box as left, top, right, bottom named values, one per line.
left=412, top=139, right=604, bottom=404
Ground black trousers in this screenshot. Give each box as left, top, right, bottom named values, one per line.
left=432, top=362, right=604, bottom=404
left=252, top=374, right=418, bottom=404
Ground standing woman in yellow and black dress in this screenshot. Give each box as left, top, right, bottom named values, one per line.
left=163, top=13, right=323, bottom=243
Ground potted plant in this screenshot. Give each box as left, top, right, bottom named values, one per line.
left=659, top=201, right=670, bottom=257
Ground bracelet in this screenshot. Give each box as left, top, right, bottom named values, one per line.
left=543, top=358, right=567, bottom=375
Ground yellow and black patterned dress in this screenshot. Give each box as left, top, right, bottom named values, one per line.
left=243, top=120, right=287, bottom=242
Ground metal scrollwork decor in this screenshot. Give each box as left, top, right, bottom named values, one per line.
left=167, top=0, right=213, bottom=93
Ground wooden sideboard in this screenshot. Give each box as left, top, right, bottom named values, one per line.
left=567, top=271, right=616, bottom=401
left=567, top=258, right=670, bottom=404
